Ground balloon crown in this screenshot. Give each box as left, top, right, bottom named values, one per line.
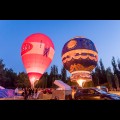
left=72, top=36, right=85, bottom=39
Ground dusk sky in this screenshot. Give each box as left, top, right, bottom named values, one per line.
left=0, top=20, right=120, bottom=76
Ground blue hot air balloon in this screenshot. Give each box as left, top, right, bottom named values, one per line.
left=61, top=36, right=98, bottom=87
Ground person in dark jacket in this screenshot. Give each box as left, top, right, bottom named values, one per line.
left=24, top=88, right=28, bottom=100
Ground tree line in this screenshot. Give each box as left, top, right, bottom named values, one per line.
left=92, top=57, right=120, bottom=90
left=0, top=59, right=68, bottom=89
left=0, top=57, right=120, bottom=90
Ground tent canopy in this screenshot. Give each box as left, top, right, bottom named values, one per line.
left=54, top=80, right=71, bottom=90
left=0, top=86, right=5, bottom=89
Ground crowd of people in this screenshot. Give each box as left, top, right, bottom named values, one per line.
left=15, top=87, right=41, bottom=100
left=23, top=88, right=38, bottom=100
left=14, top=87, right=73, bottom=100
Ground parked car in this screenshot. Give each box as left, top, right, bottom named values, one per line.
left=42, top=88, right=52, bottom=94
left=46, top=88, right=52, bottom=94
left=96, top=86, right=108, bottom=92
left=74, top=87, right=120, bottom=100
left=42, top=89, right=47, bottom=94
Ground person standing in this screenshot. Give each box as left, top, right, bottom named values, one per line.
left=15, top=87, right=18, bottom=96
left=35, top=88, right=38, bottom=99
left=24, top=88, right=28, bottom=100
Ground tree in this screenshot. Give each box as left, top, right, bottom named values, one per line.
left=99, top=59, right=107, bottom=84
left=0, top=59, right=6, bottom=87
left=0, top=59, right=5, bottom=74
left=92, top=72, right=99, bottom=86
left=50, top=65, right=59, bottom=87
left=47, top=75, right=52, bottom=88
left=50, top=65, right=58, bottom=76
left=111, top=57, right=118, bottom=74
left=106, top=67, right=113, bottom=90
left=4, top=68, right=17, bottom=89
left=61, top=66, right=67, bottom=83
left=35, top=79, right=42, bottom=88
left=35, top=72, right=49, bottom=88
left=117, top=59, right=120, bottom=71
left=40, top=73, right=48, bottom=88
left=111, top=57, right=120, bottom=86
left=94, top=63, right=102, bottom=84
left=17, top=72, right=31, bottom=88
left=43, top=72, right=48, bottom=88
left=114, top=74, right=119, bottom=90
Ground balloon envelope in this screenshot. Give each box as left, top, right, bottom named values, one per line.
left=62, top=36, right=98, bottom=73
left=21, top=33, right=55, bottom=88
left=61, top=36, right=98, bottom=83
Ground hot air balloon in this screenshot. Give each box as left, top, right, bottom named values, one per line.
left=21, top=33, right=55, bottom=88
left=61, top=36, right=98, bottom=87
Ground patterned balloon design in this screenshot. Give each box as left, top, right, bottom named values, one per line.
left=62, top=36, right=98, bottom=82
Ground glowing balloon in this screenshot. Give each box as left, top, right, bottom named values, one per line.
left=21, top=33, right=55, bottom=88
left=61, top=36, right=98, bottom=87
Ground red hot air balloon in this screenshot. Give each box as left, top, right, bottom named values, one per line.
left=21, top=33, right=55, bottom=88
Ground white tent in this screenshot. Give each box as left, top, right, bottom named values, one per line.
left=0, top=86, right=5, bottom=89
left=54, top=80, right=71, bottom=90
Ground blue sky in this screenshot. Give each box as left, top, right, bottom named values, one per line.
left=0, top=20, right=120, bottom=76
